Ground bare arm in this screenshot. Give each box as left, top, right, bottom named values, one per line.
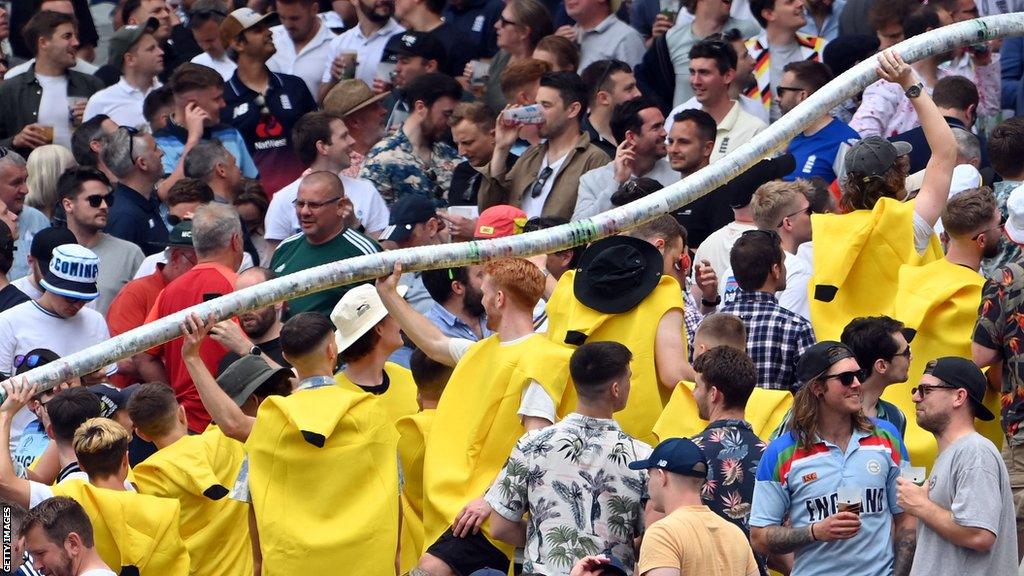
left=892, top=512, right=917, bottom=576
left=181, top=314, right=255, bottom=442
left=897, top=477, right=994, bottom=552
left=375, top=264, right=455, bottom=366
left=750, top=525, right=815, bottom=555
left=875, top=51, right=956, bottom=227
left=0, top=380, right=37, bottom=510
left=654, top=308, right=696, bottom=388
left=489, top=511, right=527, bottom=547
left=972, top=341, right=1001, bottom=369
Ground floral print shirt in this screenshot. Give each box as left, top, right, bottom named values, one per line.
left=484, top=414, right=651, bottom=575
left=358, top=129, right=459, bottom=206
left=973, top=261, right=1024, bottom=444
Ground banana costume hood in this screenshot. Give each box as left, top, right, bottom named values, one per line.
left=52, top=480, right=189, bottom=575
left=810, top=198, right=942, bottom=342
left=132, top=426, right=251, bottom=576
left=653, top=382, right=793, bottom=442
left=245, top=384, right=400, bottom=576
left=397, top=409, right=434, bottom=574
left=423, top=333, right=573, bottom=560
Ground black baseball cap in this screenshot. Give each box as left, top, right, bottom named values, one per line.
left=378, top=195, right=438, bottom=243
left=88, top=383, right=140, bottom=418
left=923, top=357, right=995, bottom=421
left=218, top=355, right=292, bottom=406
left=29, top=227, right=78, bottom=268
left=628, top=437, right=708, bottom=478
left=844, top=136, right=913, bottom=180
left=383, top=31, right=447, bottom=66
left=795, top=341, right=856, bottom=384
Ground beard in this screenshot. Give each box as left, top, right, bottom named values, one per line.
left=359, top=0, right=394, bottom=23
left=916, top=407, right=951, bottom=435
left=983, top=237, right=1001, bottom=259
left=463, top=286, right=485, bottom=318
left=240, top=307, right=277, bottom=340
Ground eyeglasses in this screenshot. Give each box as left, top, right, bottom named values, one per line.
left=912, top=383, right=958, bottom=397
left=497, top=14, right=519, bottom=27
left=971, top=214, right=1006, bottom=241
left=893, top=345, right=911, bottom=359
left=293, top=196, right=343, bottom=210
left=529, top=166, right=554, bottom=199
left=822, top=370, right=859, bottom=386
left=776, top=86, right=805, bottom=97
left=778, top=205, right=813, bottom=227
left=84, top=193, right=115, bottom=208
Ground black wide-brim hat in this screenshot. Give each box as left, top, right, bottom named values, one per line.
left=574, top=235, right=663, bottom=314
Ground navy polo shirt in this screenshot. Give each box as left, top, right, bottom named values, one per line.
left=441, top=0, right=503, bottom=70
left=222, top=70, right=316, bottom=195
left=105, top=183, right=169, bottom=256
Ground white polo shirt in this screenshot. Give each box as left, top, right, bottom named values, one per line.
left=321, top=19, right=405, bottom=88
left=665, top=99, right=767, bottom=162
left=83, top=78, right=161, bottom=127
left=264, top=172, right=390, bottom=241
left=268, top=20, right=338, bottom=99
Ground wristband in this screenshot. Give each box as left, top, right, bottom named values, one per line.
left=810, top=523, right=817, bottom=541
left=701, top=295, right=721, bottom=307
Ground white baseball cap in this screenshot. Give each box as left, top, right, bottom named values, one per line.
left=1004, top=183, right=1024, bottom=245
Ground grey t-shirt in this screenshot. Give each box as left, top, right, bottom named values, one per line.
left=768, top=41, right=802, bottom=122
left=90, top=233, right=144, bottom=315
left=910, top=432, right=1018, bottom=576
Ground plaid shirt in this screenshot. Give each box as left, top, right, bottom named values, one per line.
left=720, top=290, right=816, bottom=391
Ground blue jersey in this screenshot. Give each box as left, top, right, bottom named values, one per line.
left=154, top=121, right=259, bottom=180
left=784, top=118, right=860, bottom=184
left=750, top=419, right=908, bottom=576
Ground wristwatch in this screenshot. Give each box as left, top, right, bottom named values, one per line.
left=905, top=82, right=924, bottom=99
left=701, top=295, right=722, bottom=307
left=249, top=345, right=263, bottom=357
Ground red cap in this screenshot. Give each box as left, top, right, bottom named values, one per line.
left=474, top=205, right=527, bottom=239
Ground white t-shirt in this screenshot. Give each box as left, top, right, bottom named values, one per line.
left=447, top=335, right=556, bottom=424
left=264, top=172, right=390, bottom=241
left=133, top=250, right=254, bottom=280
left=717, top=247, right=813, bottom=319
left=0, top=301, right=116, bottom=378
left=11, top=276, right=42, bottom=301
left=693, top=221, right=757, bottom=287
left=519, top=153, right=569, bottom=219
left=36, top=73, right=72, bottom=149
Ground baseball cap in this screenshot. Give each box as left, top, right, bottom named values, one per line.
left=219, top=7, right=279, bottom=49
left=1004, top=183, right=1024, bottom=244
left=628, top=437, right=708, bottom=478
left=40, top=244, right=100, bottom=301
left=331, top=283, right=408, bottom=352
left=30, top=227, right=78, bottom=269
left=474, top=205, right=527, bottom=239
left=923, top=357, right=995, bottom=421
left=14, top=348, right=60, bottom=376
left=844, top=136, right=913, bottom=181
left=88, top=383, right=140, bottom=418
left=795, top=341, right=856, bottom=384
left=153, top=220, right=194, bottom=249
left=108, top=17, right=159, bottom=72
left=217, top=355, right=293, bottom=406
left=378, top=195, right=439, bottom=243
left=323, top=79, right=390, bottom=118
left=383, top=31, right=447, bottom=66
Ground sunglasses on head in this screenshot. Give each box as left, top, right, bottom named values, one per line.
left=15, top=353, right=47, bottom=370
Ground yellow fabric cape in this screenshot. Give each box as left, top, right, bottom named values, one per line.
left=131, top=425, right=251, bottom=576
left=246, top=384, right=400, bottom=575
left=334, top=361, right=419, bottom=423
left=397, top=409, right=434, bottom=574
left=51, top=480, right=189, bottom=575
left=810, top=198, right=943, bottom=342
left=891, top=258, right=1003, bottom=465
left=546, top=272, right=687, bottom=445
left=422, top=333, right=574, bottom=560
left=653, top=382, right=793, bottom=442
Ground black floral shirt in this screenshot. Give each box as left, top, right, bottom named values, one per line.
left=973, top=261, right=1024, bottom=443
left=691, top=419, right=766, bottom=533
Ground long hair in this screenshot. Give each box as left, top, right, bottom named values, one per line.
left=789, top=380, right=873, bottom=447
left=839, top=155, right=911, bottom=213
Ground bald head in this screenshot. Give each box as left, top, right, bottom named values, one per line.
left=296, top=171, right=347, bottom=245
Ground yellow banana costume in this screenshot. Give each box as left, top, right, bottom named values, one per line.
left=131, top=425, right=251, bottom=576
left=546, top=272, right=687, bottom=445
left=52, top=480, right=189, bottom=575
left=891, top=258, right=1003, bottom=465
left=397, top=409, right=434, bottom=574
left=334, top=361, right=418, bottom=423
left=422, top=334, right=573, bottom=560
left=809, top=198, right=942, bottom=342
left=246, top=384, right=400, bottom=575
left=653, top=382, right=793, bottom=442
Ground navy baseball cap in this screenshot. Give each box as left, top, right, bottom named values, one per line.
left=628, top=437, right=708, bottom=478
left=378, top=195, right=439, bottom=243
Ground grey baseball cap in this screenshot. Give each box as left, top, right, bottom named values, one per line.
left=844, top=136, right=913, bottom=181
left=108, top=17, right=159, bottom=72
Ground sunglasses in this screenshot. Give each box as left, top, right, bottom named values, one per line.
left=14, top=353, right=47, bottom=370
left=776, top=85, right=805, bottom=97
left=497, top=14, right=519, bottom=27
left=822, top=370, right=859, bottom=386
left=121, top=125, right=140, bottom=162
left=778, top=205, right=813, bottom=227
left=911, top=383, right=958, bottom=397
left=529, top=166, right=554, bottom=199
left=893, top=345, right=911, bottom=359
left=85, top=193, right=115, bottom=208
